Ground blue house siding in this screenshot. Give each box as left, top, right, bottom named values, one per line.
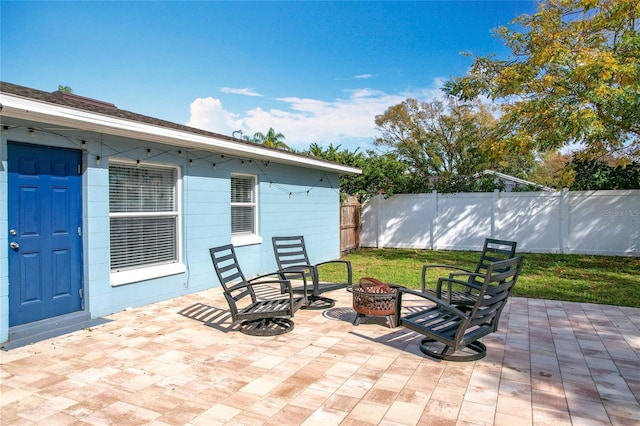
left=1, top=82, right=360, bottom=345
left=0, top=141, right=7, bottom=342
left=1, top=123, right=350, bottom=345
left=79, top=139, right=342, bottom=320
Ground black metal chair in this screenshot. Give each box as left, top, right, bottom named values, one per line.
left=421, top=238, right=517, bottom=307
left=272, top=235, right=353, bottom=309
left=209, top=244, right=306, bottom=336
left=397, top=256, right=523, bottom=361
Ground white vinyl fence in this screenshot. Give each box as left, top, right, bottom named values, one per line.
left=361, top=189, right=640, bottom=256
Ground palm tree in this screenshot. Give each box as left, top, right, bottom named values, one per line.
left=250, top=128, right=290, bottom=151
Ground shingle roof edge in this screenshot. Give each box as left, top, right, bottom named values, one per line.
left=0, top=81, right=361, bottom=175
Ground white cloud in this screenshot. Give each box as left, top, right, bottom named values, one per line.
left=245, top=89, right=405, bottom=144
left=353, top=74, right=375, bottom=79
left=220, top=87, right=263, bottom=97
left=185, top=97, right=242, bottom=136
left=186, top=80, right=448, bottom=150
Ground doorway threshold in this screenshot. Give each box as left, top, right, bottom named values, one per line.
left=2, top=312, right=111, bottom=351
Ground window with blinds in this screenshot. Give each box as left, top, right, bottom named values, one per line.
left=109, top=163, right=179, bottom=271
left=231, top=174, right=257, bottom=234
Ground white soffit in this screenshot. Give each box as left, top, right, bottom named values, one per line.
left=0, top=93, right=362, bottom=175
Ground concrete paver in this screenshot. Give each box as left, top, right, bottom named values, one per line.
left=1, top=287, right=639, bottom=425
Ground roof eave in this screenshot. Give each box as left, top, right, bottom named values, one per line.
left=0, top=93, right=362, bottom=175
left=479, top=169, right=554, bottom=192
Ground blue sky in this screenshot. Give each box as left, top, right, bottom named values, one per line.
left=1, top=1, right=538, bottom=152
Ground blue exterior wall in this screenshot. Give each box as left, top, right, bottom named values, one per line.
left=0, top=140, right=8, bottom=342
left=1, top=127, right=342, bottom=343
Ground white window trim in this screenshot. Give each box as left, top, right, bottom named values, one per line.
left=111, top=263, right=187, bottom=287
left=230, top=173, right=261, bottom=247
left=108, top=159, right=185, bottom=286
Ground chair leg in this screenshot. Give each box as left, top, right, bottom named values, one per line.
left=386, top=315, right=397, bottom=328
left=353, top=313, right=363, bottom=326
left=418, top=338, right=487, bottom=362
left=239, top=318, right=294, bottom=336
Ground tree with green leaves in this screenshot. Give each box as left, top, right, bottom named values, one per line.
left=569, top=157, right=640, bottom=189
left=373, top=97, right=534, bottom=184
left=306, top=143, right=411, bottom=201
left=532, top=150, right=573, bottom=189
left=57, top=85, right=73, bottom=93
left=250, top=128, right=290, bottom=151
left=444, top=0, right=640, bottom=162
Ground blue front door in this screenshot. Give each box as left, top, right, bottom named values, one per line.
left=8, top=143, right=83, bottom=326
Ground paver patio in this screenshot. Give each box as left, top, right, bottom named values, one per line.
left=1, top=286, right=639, bottom=425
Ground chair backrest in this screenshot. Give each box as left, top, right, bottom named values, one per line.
left=209, top=244, right=256, bottom=302
left=464, top=256, right=523, bottom=332
left=474, top=238, right=518, bottom=275
left=272, top=236, right=312, bottom=270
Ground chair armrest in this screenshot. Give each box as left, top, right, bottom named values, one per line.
left=315, top=259, right=353, bottom=285
left=277, top=265, right=315, bottom=275
left=248, top=274, right=293, bottom=292
left=435, top=274, right=484, bottom=301
left=248, top=275, right=308, bottom=306
left=395, top=287, right=468, bottom=326
left=249, top=271, right=291, bottom=282
left=421, top=264, right=473, bottom=291
left=226, top=280, right=253, bottom=293
left=448, top=271, right=485, bottom=280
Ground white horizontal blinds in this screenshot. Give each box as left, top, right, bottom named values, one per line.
left=109, top=165, right=176, bottom=212
left=231, top=175, right=256, bottom=234
left=110, top=217, right=177, bottom=269
left=109, top=163, right=178, bottom=271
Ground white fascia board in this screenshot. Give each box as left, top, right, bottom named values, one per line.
left=0, top=94, right=362, bottom=175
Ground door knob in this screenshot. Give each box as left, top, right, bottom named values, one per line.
left=9, top=242, right=19, bottom=249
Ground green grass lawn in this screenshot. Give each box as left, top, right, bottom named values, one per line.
left=318, top=248, right=640, bottom=308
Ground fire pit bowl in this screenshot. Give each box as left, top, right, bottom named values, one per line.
left=349, top=278, right=400, bottom=328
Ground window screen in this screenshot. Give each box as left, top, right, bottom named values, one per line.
left=231, top=174, right=256, bottom=234
left=109, top=163, right=179, bottom=270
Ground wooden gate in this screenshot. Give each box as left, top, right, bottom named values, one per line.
left=340, top=196, right=360, bottom=253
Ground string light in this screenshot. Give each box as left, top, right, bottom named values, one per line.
left=3, top=125, right=338, bottom=199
